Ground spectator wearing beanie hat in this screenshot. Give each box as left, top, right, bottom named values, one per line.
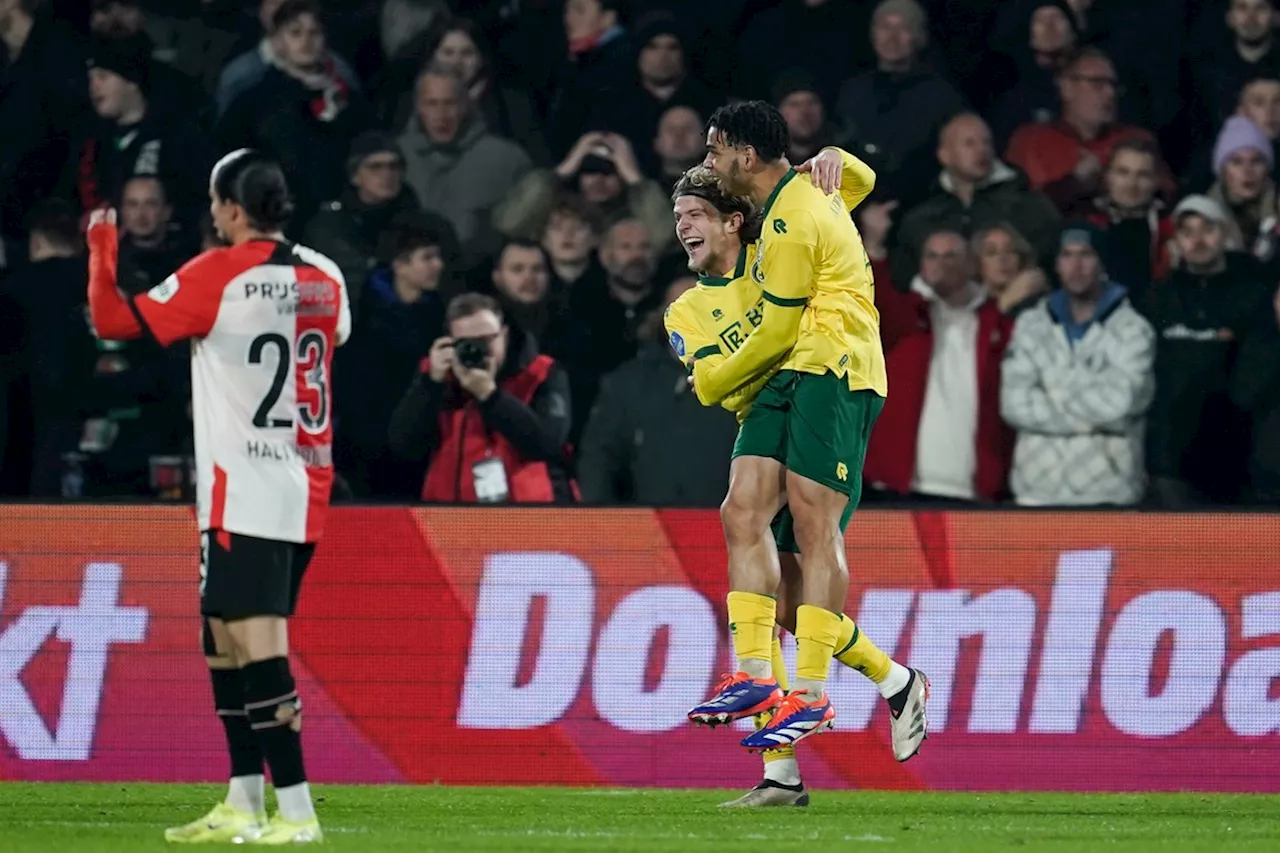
left=66, top=33, right=212, bottom=236
left=607, top=14, right=716, bottom=176
left=302, top=131, right=460, bottom=321
left=1208, top=115, right=1279, bottom=252
left=835, top=0, right=967, bottom=209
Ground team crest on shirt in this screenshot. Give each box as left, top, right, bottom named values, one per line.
left=147, top=275, right=180, bottom=304
left=751, top=241, right=765, bottom=284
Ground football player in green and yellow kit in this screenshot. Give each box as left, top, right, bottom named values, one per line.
left=667, top=157, right=922, bottom=807
left=685, top=102, right=929, bottom=757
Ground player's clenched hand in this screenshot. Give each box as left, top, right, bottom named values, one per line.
left=427, top=336, right=455, bottom=382
left=795, top=148, right=844, bottom=195
left=87, top=207, right=117, bottom=230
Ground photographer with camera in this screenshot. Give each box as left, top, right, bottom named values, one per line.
left=389, top=293, right=575, bottom=503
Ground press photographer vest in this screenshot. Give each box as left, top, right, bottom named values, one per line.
left=419, top=354, right=558, bottom=503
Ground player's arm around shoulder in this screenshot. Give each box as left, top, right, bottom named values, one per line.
left=796, top=147, right=876, bottom=212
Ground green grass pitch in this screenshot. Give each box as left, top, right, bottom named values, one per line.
left=1, top=783, right=1278, bottom=852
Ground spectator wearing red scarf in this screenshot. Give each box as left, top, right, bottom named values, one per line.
left=216, top=0, right=372, bottom=233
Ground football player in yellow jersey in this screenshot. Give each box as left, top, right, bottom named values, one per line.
left=668, top=162, right=925, bottom=806
left=686, top=101, right=930, bottom=755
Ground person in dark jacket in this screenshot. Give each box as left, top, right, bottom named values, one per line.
left=834, top=0, right=967, bottom=209
left=70, top=31, right=211, bottom=236
left=735, top=0, right=870, bottom=104
left=1146, top=195, right=1273, bottom=506
left=608, top=14, right=717, bottom=176
left=333, top=213, right=451, bottom=499
left=301, top=131, right=458, bottom=319
left=3, top=199, right=187, bottom=497
left=0, top=0, right=87, bottom=256
left=0, top=202, right=92, bottom=496
left=894, top=113, right=1061, bottom=288
left=1074, top=136, right=1175, bottom=310
left=577, top=277, right=738, bottom=506
left=90, top=0, right=214, bottom=131
left=1230, top=287, right=1280, bottom=503
left=217, top=0, right=372, bottom=231
left=547, top=0, right=633, bottom=158
left=116, top=175, right=197, bottom=294
left=389, top=292, right=574, bottom=503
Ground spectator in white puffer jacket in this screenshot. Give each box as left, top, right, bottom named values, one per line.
left=1001, top=223, right=1156, bottom=506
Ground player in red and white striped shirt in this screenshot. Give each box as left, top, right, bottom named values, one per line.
left=87, top=149, right=349, bottom=845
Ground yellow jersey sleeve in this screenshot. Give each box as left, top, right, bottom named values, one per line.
left=826, top=147, right=876, bottom=213
left=663, top=293, right=720, bottom=364
left=692, top=212, right=815, bottom=405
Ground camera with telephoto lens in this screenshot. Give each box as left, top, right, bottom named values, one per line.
left=453, top=336, right=490, bottom=369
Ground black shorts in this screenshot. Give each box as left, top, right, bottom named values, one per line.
left=200, top=530, right=316, bottom=621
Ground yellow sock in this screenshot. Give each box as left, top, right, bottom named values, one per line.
left=795, top=604, right=842, bottom=686
left=833, top=614, right=892, bottom=683
left=726, top=591, right=776, bottom=674
left=771, top=636, right=790, bottom=693
left=759, top=636, right=795, bottom=763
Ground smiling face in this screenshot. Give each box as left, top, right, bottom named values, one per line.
left=673, top=194, right=741, bottom=274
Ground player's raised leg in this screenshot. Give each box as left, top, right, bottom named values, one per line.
left=688, top=454, right=787, bottom=725
left=164, top=614, right=267, bottom=843
left=832, top=610, right=930, bottom=760
left=775, top=506, right=930, bottom=761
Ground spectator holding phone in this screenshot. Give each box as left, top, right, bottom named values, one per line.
left=389, top=293, right=574, bottom=503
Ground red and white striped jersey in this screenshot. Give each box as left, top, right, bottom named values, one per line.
left=132, top=239, right=351, bottom=543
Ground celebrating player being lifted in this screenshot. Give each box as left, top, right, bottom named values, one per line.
left=667, top=158, right=926, bottom=805
left=87, top=150, right=350, bottom=845
left=685, top=101, right=929, bottom=753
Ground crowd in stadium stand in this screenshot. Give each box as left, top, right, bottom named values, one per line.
left=2, top=0, right=1279, bottom=508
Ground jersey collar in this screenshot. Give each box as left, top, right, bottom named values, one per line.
left=697, top=244, right=748, bottom=286
left=760, top=168, right=798, bottom=221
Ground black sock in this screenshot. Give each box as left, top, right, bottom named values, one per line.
left=241, top=657, right=307, bottom=788
left=211, top=668, right=263, bottom=778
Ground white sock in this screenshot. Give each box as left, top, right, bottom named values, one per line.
left=763, top=757, right=801, bottom=787
left=225, top=774, right=265, bottom=816
left=274, top=782, right=316, bottom=823
left=739, top=657, right=772, bottom=680
left=793, top=676, right=825, bottom=700
left=877, top=661, right=912, bottom=699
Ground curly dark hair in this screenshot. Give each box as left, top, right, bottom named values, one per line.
left=705, top=100, right=789, bottom=162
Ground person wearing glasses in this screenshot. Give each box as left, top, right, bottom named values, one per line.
left=301, top=132, right=458, bottom=320
left=1005, top=47, right=1164, bottom=215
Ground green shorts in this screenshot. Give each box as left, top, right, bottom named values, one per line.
left=732, top=369, right=884, bottom=553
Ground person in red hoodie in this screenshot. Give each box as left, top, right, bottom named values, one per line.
left=388, top=292, right=574, bottom=503
left=865, top=228, right=1015, bottom=502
